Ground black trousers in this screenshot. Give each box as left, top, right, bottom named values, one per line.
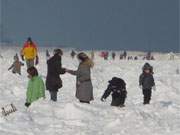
left=143, top=89, right=152, bottom=104
left=111, top=92, right=127, bottom=107
left=49, top=91, right=58, bottom=101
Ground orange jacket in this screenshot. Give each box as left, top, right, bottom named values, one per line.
left=21, top=42, right=38, bottom=60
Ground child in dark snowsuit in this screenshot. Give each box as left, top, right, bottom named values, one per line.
left=101, top=77, right=127, bottom=107
left=8, top=54, right=24, bottom=75
left=139, top=63, right=155, bottom=105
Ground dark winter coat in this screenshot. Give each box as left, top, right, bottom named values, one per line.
left=139, top=73, right=155, bottom=89
left=46, top=54, right=65, bottom=91
left=102, top=77, right=127, bottom=106
left=68, top=60, right=94, bottom=102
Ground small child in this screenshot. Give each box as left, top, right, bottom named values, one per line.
left=101, top=77, right=127, bottom=107
left=8, top=54, right=24, bottom=75
left=139, top=63, right=155, bottom=105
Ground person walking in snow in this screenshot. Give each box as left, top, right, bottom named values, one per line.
left=71, top=50, right=76, bottom=59
left=25, top=67, right=45, bottom=108
left=101, top=77, right=127, bottom=107
left=8, top=54, right=24, bottom=75
left=21, top=37, right=39, bottom=68
left=112, top=52, right=116, bottom=60
left=139, top=63, right=156, bottom=105
left=46, top=49, right=66, bottom=102
left=66, top=52, right=94, bottom=104
left=104, top=51, right=109, bottom=60
left=123, top=51, right=127, bottom=59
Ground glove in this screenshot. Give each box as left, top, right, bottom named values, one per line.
left=101, top=97, right=106, bottom=102
left=35, top=56, right=39, bottom=65
left=152, top=86, right=156, bottom=91
left=25, top=102, right=31, bottom=108
left=21, top=55, right=24, bottom=61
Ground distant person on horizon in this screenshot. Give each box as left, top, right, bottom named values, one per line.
left=21, top=37, right=39, bottom=68
left=91, top=50, right=95, bottom=60
left=112, top=52, right=116, bottom=60
left=0, top=54, right=3, bottom=59
left=66, top=52, right=94, bottom=104
left=71, top=50, right=76, bottom=59
left=46, top=49, right=66, bottom=102
left=46, top=49, right=51, bottom=60
left=123, top=51, right=127, bottom=59
left=104, top=51, right=109, bottom=60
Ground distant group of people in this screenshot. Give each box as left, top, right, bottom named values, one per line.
left=7, top=37, right=156, bottom=108
left=98, top=50, right=155, bottom=61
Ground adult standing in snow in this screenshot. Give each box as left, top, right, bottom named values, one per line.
left=66, top=52, right=94, bottom=104
left=139, top=63, right=156, bottom=104
left=25, top=67, right=45, bottom=108
left=21, top=37, right=39, bottom=68
left=46, top=49, right=66, bottom=102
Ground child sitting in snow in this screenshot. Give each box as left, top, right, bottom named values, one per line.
left=139, top=63, right=156, bottom=105
left=101, top=77, right=127, bottom=107
left=25, top=67, right=45, bottom=107
left=8, top=54, right=24, bottom=75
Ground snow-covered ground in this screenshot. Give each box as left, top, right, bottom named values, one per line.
left=0, top=47, right=180, bottom=135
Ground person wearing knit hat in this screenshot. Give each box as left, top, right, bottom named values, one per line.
left=66, top=52, right=94, bottom=104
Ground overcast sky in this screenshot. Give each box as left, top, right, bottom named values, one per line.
left=0, top=0, right=179, bottom=52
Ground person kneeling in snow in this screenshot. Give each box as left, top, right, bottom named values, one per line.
left=101, top=77, right=127, bottom=107
left=139, top=63, right=155, bottom=105
left=25, top=67, right=45, bottom=107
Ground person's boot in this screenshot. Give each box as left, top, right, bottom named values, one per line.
left=119, top=104, right=125, bottom=108
left=80, top=100, right=90, bottom=104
